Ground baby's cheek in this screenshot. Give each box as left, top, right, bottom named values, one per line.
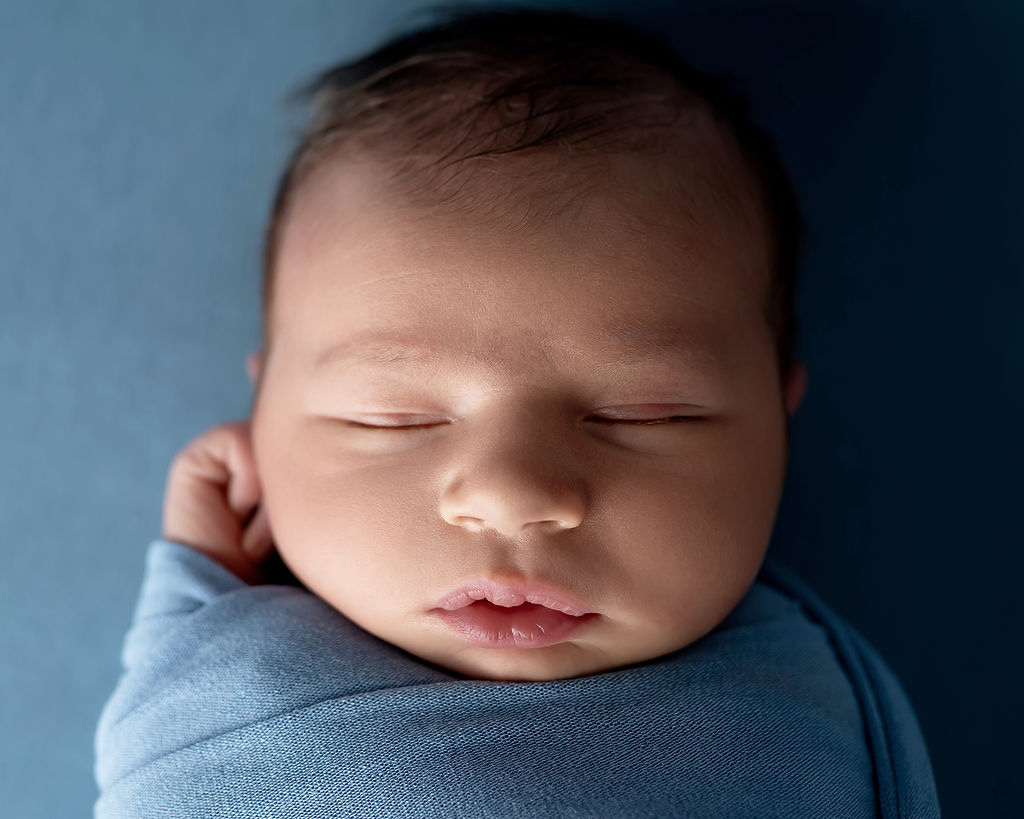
left=597, top=470, right=768, bottom=648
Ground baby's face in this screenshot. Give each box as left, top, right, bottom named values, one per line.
left=251, top=139, right=803, bottom=681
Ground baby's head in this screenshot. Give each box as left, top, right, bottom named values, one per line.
left=248, top=7, right=807, bottom=681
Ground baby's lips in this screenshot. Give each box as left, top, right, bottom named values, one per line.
left=436, top=578, right=594, bottom=617
left=429, top=582, right=602, bottom=650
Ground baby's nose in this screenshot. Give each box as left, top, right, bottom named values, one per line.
left=440, top=474, right=586, bottom=538
left=438, top=424, right=586, bottom=539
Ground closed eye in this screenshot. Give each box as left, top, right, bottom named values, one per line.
left=338, top=411, right=703, bottom=430
left=344, top=419, right=448, bottom=430
left=588, top=415, right=700, bottom=425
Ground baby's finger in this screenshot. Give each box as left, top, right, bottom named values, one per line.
left=241, top=503, right=275, bottom=562
left=215, top=420, right=262, bottom=519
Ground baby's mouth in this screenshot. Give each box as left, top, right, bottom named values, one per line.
left=430, top=580, right=599, bottom=649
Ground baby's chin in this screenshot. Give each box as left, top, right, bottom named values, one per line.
left=411, top=638, right=668, bottom=683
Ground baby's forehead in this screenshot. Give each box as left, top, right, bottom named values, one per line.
left=289, top=113, right=767, bottom=267
left=270, top=138, right=773, bottom=364
left=396, top=107, right=755, bottom=223
left=274, top=132, right=773, bottom=326
left=279, top=164, right=756, bottom=324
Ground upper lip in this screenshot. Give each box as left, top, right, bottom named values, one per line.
left=437, top=578, right=593, bottom=616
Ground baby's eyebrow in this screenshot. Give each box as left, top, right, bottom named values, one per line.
left=599, top=318, right=726, bottom=364
left=314, top=335, right=435, bottom=370
left=312, top=320, right=727, bottom=374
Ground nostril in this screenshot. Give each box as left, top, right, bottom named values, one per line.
left=445, top=515, right=570, bottom=537
left=450, top=516, right=486, bottom=533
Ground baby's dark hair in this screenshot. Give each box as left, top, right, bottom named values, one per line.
left=261, top=4, right=803, bottom=382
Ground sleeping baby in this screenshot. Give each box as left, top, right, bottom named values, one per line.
left=94, top=7, right=940, bottom=817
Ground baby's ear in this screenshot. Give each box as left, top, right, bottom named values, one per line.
left=245, top=351, right=264, bottom=388
left=784, top=361, right=807, bottom=416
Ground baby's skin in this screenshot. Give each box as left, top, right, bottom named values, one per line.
left=163, top=418, right=272, bottom=587
left=164, top=112, right=806, bottom=682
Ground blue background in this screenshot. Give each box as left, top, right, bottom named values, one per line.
left=1, top=1, right=1019, bottom=816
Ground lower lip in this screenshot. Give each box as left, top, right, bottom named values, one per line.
left=431, top=601, right=599, bottom=649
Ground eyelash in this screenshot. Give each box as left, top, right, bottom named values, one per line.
left=591, top=416, right=697, bottom=426
left=346, top=416, right=698, bottom=430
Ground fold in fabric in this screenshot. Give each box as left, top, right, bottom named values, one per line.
left=94, top=540, right=940, bottom=818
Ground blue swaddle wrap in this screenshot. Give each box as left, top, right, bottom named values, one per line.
left=94, top=540, right=939, bottom=818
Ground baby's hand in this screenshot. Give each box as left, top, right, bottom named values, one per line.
left=162, top=420, right=275, bottom=585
